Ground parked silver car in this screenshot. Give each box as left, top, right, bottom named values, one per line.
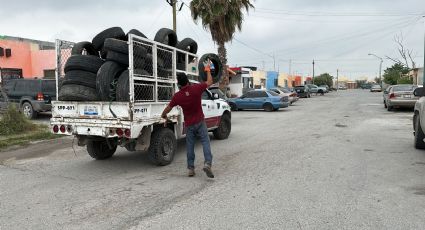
left=370, top=84, right=382, bottom=92
left=270, top=88, right=299, bottom=105
left=383, top=84, right=418, bottom=111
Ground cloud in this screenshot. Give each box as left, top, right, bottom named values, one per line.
left=0, top=0, right=423, bottom=80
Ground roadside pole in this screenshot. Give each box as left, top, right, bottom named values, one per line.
left=172, top=0, right=177, bottom=32
left=423, top=15, right=425, bottom=85
left=337, top=69, right=339, bottom=92
left=312, top=60, right=315, bottom=84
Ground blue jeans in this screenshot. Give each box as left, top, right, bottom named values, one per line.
left=186, top=121, right=213, bottom=169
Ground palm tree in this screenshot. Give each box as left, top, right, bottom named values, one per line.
left=190, top=0, right=254, bottom=87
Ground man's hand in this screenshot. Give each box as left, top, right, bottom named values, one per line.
left=203, top=59, right=212, bottom=72
left=202, top=59, right=213, bottom=87
left=161, top=105, right=172, bottom=120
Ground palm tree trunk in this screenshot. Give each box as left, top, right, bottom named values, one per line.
left=217, top=41, right=229, bottom=93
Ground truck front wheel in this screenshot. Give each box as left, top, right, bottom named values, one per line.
left=213, top=114, right=231, bottom=140
left=87, top=139, right=117, bottom=160
left=148, top=128, right=176, bottom=166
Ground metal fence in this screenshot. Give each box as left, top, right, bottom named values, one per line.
left=55, top=40, right=74, bottom=95
left=129, top=35, right=199, bottom=103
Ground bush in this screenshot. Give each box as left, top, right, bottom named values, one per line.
left=0, top=105, right=37, bottom=135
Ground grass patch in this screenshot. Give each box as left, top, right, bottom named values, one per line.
left=0, top=105, right=63, bottom=150
left=0, top=105, right=37, bottom=135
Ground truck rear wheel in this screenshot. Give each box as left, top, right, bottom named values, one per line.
left=87, top=139, right=117, bottom=160
left=213, top=114, right=231, bottom=140
left=414, top=115, right=425, bottom=149
left=148, top=128, right=176, bottom=166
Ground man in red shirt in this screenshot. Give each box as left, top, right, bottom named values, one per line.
left=161, top=61, right=214, bottom=178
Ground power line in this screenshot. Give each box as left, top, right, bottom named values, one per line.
left=254, top=8, right=424, bottom=17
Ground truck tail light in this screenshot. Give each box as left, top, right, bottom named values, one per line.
left=53, top=125, right=59, bottom=133
left=60, top=125, right=66, bottom=133
left=36, top=92, right=44, bottom=101
left=116, top=128, right=124, bottom=137
left=389, top=93, right=395, bottom=99
left=124, top=129, right=131, bottom=138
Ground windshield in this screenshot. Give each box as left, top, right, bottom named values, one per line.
left=268, top=91, right=279, bottom=96
left=393, top=85, right=416, bottom=92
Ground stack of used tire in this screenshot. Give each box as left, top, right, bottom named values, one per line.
left=58, top=26, right=222, bottom=102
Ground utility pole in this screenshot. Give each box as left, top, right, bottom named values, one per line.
left=312, top=59, right=315, bottom=84
left=166, top=0, right=178, bottom=32
left=337, top=69, right=339, bottom=92
left=262, top=61, right=265, bottom=70
left=368, top=53, right=383, bottom=88
left=172, top=0, right=177, bottom=32
left=288, top=59, right=292, bottom=77
left=273, top=53, right=276, bottom=71
left=423, top=15, right=425, bottom=85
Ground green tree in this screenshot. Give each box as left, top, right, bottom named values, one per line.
left=190, top=0, right=254, bottom=88
left=383, top=63, right=409, bottom=85
left=313, top=73, right=333, bottom=87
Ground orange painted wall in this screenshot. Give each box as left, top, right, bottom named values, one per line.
left=0, top=39, right=55, bottom=78
left=31, top=49, right=55, bottom=77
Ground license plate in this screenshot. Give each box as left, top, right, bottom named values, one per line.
left=403, top=95, right=411, bottom=98
left=83, top=105, right=99, bottom=115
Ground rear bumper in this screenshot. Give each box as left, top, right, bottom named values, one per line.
left=276, top=102, right=289, bottom=108
left=388, top=99, right=417, bottom=107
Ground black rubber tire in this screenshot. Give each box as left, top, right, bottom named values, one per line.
left=63, top=70, right=97, bottom=89
left=148, top=128, right=177, bottom=166
left=318, top=90, right=324, bottom=95
left=126, top=29, right=147, bottom=40
left=71, top=41, right=98, bottom=56
left=106, top=51, right=129, bottom=66
left=263, top=103, right=273, bottom=112
left=96, top=61, right=127, bottom=101
left=176, top=38, right=198, bottom=63
left=116, top=70, right=149, bottom=101
left=116, top=70, right=130, bottom=102
left=87, top=139, right=117, bottom=160
left=229, top=103, right=237, bottom=111
left=213, top=114, right=231, bottom=140
left=104, top=38, right=148, bottom=56
left=154, top=28, right=178, bottom=47
left=64, top=55, right=104, bottom=74
left=21, top=102, right=37, bottom=119
left=58, top=84, right=99, bottom=101
left=158, top=67, right=172, bottom=79
left=92, top=27, right=126, bottom=51
left=198, top=53, right=223, bottom=84
left=105, top=50, right=146, bottom=68
left=414, top=115, right=425, bottom=149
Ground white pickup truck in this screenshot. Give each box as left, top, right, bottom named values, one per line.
left=50, top=35, right=231, bottom=165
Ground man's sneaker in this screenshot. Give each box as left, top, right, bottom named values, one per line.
left=203, top=164, right=214, bottom=178
left=188, top=168, right=195, bottom=177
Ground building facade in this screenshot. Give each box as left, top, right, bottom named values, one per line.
left=0, top=36, right=56, bottom=82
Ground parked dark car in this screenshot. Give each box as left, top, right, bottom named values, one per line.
left=2, top=79, right=56, bottom=119
left=294, top=85, right=311, bottom=98
left=228, top=90, right=288, bottom=112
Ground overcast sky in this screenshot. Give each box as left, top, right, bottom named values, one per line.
left=1, top=0, right=424, bottom=80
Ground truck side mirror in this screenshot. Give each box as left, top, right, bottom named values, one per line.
left=413, top=87, right=425, bottom=97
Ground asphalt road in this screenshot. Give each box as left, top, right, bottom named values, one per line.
left=1, top=90, right=424, bottom=230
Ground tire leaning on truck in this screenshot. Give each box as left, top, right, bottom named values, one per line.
left=148, top=128, right=177, bottom=166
